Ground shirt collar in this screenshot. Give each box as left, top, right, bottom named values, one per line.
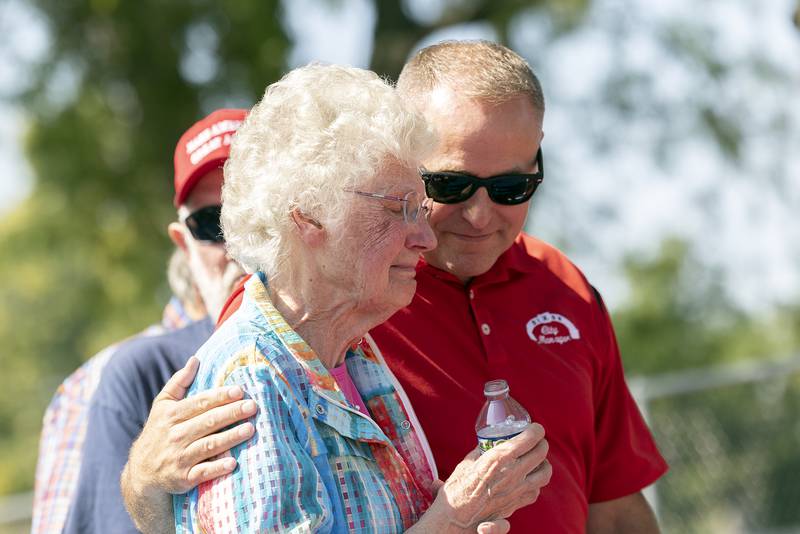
left=243, top=273, right=394, bottom=444
left=215, top=274, right=250, bottom=328
left=244, top=272, right=350, bottom=406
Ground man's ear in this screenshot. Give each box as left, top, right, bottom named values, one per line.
left=168, top=222, right=189, bottom=252
left=290, top=207, right=325, bottom=247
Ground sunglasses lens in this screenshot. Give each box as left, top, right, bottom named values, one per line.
left=424, top=173, right=475, bottom=204
left=421, top=147, right=543, bottom=206
left=185, top=205, right=224, bottom=243
left=488, top=175, right=537, bottom=205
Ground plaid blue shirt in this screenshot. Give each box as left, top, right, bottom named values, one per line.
left=174, top=273, right=437, bottom=533
left=32, top=297, right=197, bottom=534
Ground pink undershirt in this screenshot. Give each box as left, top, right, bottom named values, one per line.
left=330, top=363, right=370, bottom=417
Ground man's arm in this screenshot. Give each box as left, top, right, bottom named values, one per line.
left=587, top=287, right=667, bottom=530
left=121, top=356, right=256, bottom=534
left=124, top=357, right=536, bottom=534
left=587, top=492, right=660, bottom=534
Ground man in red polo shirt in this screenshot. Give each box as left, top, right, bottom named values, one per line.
left=366, top=41, right=667, bottom=533
left=126, top=42, right=666, bottom=533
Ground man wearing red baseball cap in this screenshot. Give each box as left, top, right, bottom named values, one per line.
left=58, top=109, right=256, bottom=534
left=169, top=109, right=249, bottom=324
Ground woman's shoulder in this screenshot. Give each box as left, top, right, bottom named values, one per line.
left=190, top=317, right=305, bottom=395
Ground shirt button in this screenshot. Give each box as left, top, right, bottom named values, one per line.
left=315, top=404, right=326, bottom=415
left=481, top=323, right=491, bottom=335
left=400, top=420, right=411, bottom=430
left=469, top=289, right=475, bottom=299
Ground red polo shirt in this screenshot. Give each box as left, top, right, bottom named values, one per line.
left=370, top=233, right=667, bottom=532
left=217, top=233, right=667, bottom=532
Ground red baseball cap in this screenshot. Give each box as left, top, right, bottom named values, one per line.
left=173, top=108, right=247, bottom=207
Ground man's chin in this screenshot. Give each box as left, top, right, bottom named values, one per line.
left=427, top=251, right=499, bottom=281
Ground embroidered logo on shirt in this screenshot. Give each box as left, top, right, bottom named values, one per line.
left=526, top=312, right=581, bottom=345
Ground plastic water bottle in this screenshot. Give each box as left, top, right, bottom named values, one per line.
left=475, top=379, right=531, bottom=453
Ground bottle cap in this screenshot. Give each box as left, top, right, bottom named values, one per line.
left=483, top=379, right=509, bottom=397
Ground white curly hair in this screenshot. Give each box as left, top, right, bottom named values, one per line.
left=221, top=63, right=436, bottom=278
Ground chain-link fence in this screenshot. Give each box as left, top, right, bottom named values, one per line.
left=0, top=491, right=32, bottom=534
left=632, top=355, right=800, bottom=534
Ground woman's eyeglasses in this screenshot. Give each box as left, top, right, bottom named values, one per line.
left=344, top=189, right=431, bottom=224
left=420, top=148, right=544, bottom=205
left=183, top=205, right=224, bottom=243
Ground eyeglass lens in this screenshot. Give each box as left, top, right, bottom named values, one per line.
left=346, top=189, right=430, bottom=224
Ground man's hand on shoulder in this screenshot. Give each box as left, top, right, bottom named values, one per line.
left=121, top=356, right=256, bottom=532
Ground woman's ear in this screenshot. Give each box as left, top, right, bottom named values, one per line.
left=290, top=207, right=325, bottom=247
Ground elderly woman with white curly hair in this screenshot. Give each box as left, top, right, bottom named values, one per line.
left=173, top=64, right=547, bottom=534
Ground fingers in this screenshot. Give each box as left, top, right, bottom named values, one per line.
left=481, top=423, right=547, bottom=475
left=441, top=423, right=551, bottom=529
left=130, top=394, right=256, bottom=495
left=185, top=456, right=239, bottom=489
left=475, top=424, right=550, bottom=512
left=476, top=424, right=545, bottom=477
left=477, top=519, right=510, bottom=534
left=496, top=459, right=551, bottom=514
left=183, top=421, right=255, bottom=468
left=514, top=435, right=549, bottom=476
left=476, top=423, right=544, bottom=471
left=171, top=385, right=248, bottom=423
left=492, top=458, right=552, bottom=516
left=495, top=423, right=545, bottom=456
left=484, top=437, right=548, bottom=498
left=526, top=458, right=553, bottom=490
left=158, top=356, right=200, bottom=402
left=177, top=397, right=257, bottom=441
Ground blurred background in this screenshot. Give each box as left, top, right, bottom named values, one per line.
left=1, top=0, right=798, bottom=532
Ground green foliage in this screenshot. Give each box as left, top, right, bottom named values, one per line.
left=613, top=238, right=800, bottom=375
left=0, top=0, right=288, bottom=494
left=370, top=0, right=586, bottom=78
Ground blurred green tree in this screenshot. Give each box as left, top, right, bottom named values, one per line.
left=795, top=0, right=800, bottom=29
left=0, top=0, right=291, bottom=494
left=370, top=0, right=589, bottom=78
left=611, top=239, right=800, bottom=532
left=613, top=238, right=800, bottom=376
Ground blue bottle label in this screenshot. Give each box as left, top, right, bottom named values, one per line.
left=477, top=430, right=524, bottom=453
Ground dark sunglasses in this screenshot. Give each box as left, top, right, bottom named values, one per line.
left=420, top=148, right=544, bottom=205
left=183, top=205, right=224, bottom=244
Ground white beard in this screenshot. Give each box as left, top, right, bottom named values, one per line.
left=194, top=258, right=246, bottom=322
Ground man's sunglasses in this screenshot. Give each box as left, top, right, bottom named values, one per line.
left=183, top=205, right=224, bottom=244
left=420, top=148, right=544, bottom=205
